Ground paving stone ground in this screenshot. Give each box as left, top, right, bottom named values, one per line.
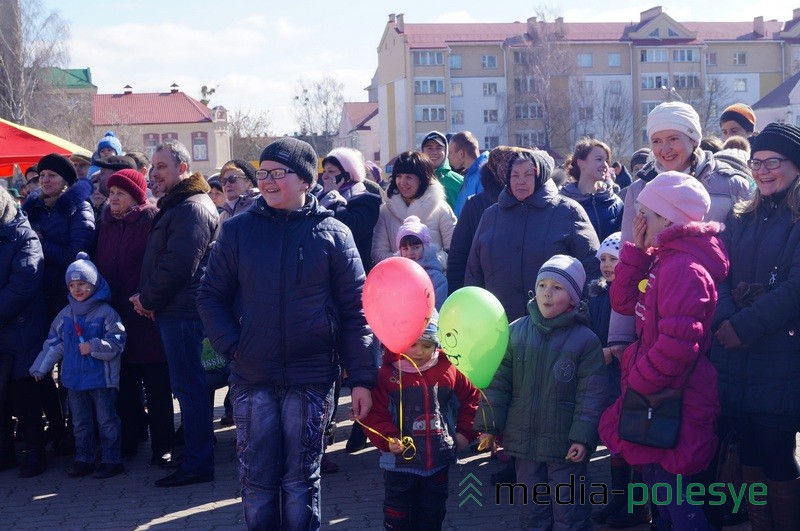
left=0, top=389, right=767, bottom=530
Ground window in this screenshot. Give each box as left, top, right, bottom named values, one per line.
left=413, top=51, right=444, bottom=66
left=191, top=132, right=208, bottom=161
left=578, top=107, right=594, bottom=120
left=672, top=49, right=698, bottom=62
left=577, top=81, right=593, bottom=93
left=642, top=101, right=659, bottom=117
left=608, top=53, right=621, bottom=67
left=610, top=107, right=622, bottom=121
left=641, top=74, right=668, bottom=89
left=414, top=78, right=445, bottom=94
left=649, top=28, right=660, bottom=38
left=733, top=78, right=747, bottom=92
left=515, top=131, right=546, bottom=147
left=482, top=54, right=497, bottom=69
left=733, top=52, right=747, bottom=66
left=450, top=83, right=463, bottom=97
left=483, top=83, right=498, bottom=96
left=514, top=76, right=536, bottom=93
left=640, top=49, right=668, bottom=63
left=483, top=109, right=498, bottom=123
left=415, top=106, right=446, bottom=122
left=513, top=50, right=528, bottom=64
left=515, top=103, right=543, bottom=120
left=609, top=80, right=622, bottom=94
left=668, top=28, right=679, bottom=37
left=673, top=74, right=701, bottom=89
left=706, top=52, right=717, bottom=66
left=484, top=136, right=500, bottom=150
left=161, top=132, right=178, bottom=142
left=452, top=110, right=464, bottom=125
left=143, top=133, right=159, bottom=159
left=449, top=55, right=462, bottom=70
left=577, top=53, right=593, bottom=68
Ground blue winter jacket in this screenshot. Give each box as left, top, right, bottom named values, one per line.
left=560, top=182, right=623, bottom=242
left=30, top=276, right=126, bottom=390
left=454, top=151, right=488, bottom=217
left=197, top=193, right=377, bottom=389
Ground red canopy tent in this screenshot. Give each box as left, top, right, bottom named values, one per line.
left=0, top=116, right=91, bottom=176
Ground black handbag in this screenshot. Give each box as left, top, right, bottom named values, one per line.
left=618, top=386, right=683, bottom=449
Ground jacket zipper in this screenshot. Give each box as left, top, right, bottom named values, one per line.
left=296, top=245, right=304, bottom=283
left=279, top=218, right=288, bottom=385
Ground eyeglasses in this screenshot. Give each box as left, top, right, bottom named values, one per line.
left=221, top=174, right=248, bottom=184
left=255, top=168, right=296, bottom=181
left=748, top=157, right=789, bottom=171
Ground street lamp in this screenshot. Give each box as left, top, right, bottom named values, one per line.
left=661, top=86, right=684, bottom=102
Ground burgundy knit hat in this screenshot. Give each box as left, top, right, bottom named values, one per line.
left=107, top=169, right=148, bottom=205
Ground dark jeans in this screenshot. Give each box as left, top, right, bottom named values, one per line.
left=515, top=458, right=591, bottom=530
left=735, top=416, right=799, bottom=481
left=69, top=388, right=121, bottom=464
left=156, top=316, right=214, bottom=475
left=383, top=467, right=449, bottom=530
left=117, top=362, right=174, bottom=458
left=231, top=382, right=334, bottom=531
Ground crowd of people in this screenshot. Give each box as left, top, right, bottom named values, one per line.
left=1, top=99, right=799, bottom=531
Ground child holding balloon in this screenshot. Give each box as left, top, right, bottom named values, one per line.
left=362, top=311, right=480, bottom=530
left=476, top=255, right=607, bottom=529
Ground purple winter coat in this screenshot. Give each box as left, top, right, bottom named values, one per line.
left=94, top=204, right=166, bottom=364
left=599, top=222, right=728, bottom=475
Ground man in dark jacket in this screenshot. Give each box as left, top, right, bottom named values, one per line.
left=130, top=140, right=219, bottom=487
left=197, top=137, right=376, bottom=530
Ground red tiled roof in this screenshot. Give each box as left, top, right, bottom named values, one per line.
left=343, top=102, right=378, bottom=129
left=401, top=19, right=786, bottom=47
left=93, top=91, right=211, bottom=126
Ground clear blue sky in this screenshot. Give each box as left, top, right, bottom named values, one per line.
left=40, top=0, right=795, bottom=134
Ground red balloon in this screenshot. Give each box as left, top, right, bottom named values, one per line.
left=363, top=257, right=435, bottom=353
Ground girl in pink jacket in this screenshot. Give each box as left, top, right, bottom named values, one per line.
left=598, top=171, right=729, bottom=530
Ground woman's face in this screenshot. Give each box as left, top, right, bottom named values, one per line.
left=509, top=160, right=536, bottom=201
left=395, top=173, right=421, bottom=200
left=221, top=168, right=251, bottom=201
left=38, top=169, right=66, bottom=198
left=650, top=129, right=695, bottom=172
left=108, top=185, right=138, bottom=215
left=321, top=162, right=346, bottom=192
left=638, top=204, right=671, bottom=248
left=576, top=146, right=609, bottom=183
left=750, top=150, right=799, bottom=197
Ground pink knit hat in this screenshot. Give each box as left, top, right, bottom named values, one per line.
left=396, top=216, right=431, bottom=249
left=637, top=171, right=710, bottom=224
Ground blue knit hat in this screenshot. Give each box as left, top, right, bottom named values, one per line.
left=419, top=309, right=439, bottom=345
left=97, top=131, right=123, bottom=156
left=65, top=252, right=98, bottom=287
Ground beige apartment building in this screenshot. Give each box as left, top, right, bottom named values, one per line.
left=377, top=7, right=800, bottom=163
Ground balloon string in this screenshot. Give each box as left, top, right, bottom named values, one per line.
left=476, top=389, right=498, bottom=452
left=354, top=352, right=423, bottom=461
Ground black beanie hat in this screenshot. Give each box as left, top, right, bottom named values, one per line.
left=751, top=122, right=800, bottom=172
left=259, top=138, right=318, bottom=186
left=37, top=153, right=77, bottom=185
left=229, top=159, right=257, bottom=185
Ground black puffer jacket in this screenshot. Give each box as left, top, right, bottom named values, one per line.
left=0, top=203, right=48, bottom=378
left=139, top=174, right=219, bottom=318
left=196, top=193, right=376, bottom=389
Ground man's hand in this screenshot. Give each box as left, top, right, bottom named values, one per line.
left=350, top=386, right=372, bottom=420
left=566, top=443, right=587, bottom=462
left=129, top=293, right=155, bottom=320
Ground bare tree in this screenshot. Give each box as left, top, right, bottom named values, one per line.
left=0, top=0, right=70, bottom=125
left=229, top=109, right=275, bottom=162
left=292, top=75, right=344, bottom=154
left=594, top=83, right=635, bottom=159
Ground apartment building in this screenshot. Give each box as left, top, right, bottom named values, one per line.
left=377, top=7, right=800, bottom=162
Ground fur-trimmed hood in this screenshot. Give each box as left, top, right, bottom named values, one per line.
left=23, top=178, right=93, bottom=219
left=588, top=277, right=610, bottom=297
left=157, top=173, right=210, bottom=211
left=655, top=221, right=729, bottom=284
left=385, top=180, right=447, bottom=223
left=0, top=188, right=17, bottom=225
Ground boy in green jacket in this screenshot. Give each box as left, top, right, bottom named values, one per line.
left=476, top=255, right=607, bottom=529
left=421, top=131, right=463, bottom=211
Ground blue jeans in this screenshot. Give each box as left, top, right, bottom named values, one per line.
left=156, top=316, right=214, bottom=475
left=68, top=388, right=121, bottom=464
left=232, top=382, right=334, bottom=530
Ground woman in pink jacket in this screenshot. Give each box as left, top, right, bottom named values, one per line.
left=598, top=171, right=729, bottom=530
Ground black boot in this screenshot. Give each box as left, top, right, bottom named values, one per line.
left=19, top=426, right=46, bottom=478
left=606, top=468, right=652, bottom=528
left=592, top=463, right=630, bottom=524
left=0, top=422, right=16, bottom=471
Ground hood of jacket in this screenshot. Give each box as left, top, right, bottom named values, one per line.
left=416, top=243, right=444, bottom=273
left=637, top=149, right=734, bottom=183
left=560, top=182, right=619, bottom=204
left=24, top=178, right=93, bottom=218
left=67, top=272, right=112, bottom=315
left=157, top=173, right=211, bottom=211
left=588, top=277, right=610, bottom=297
left=0, top=190, right=17, bottom=225
left=385, top=180, right=446, bottom=222
left=655, top=221, right=729, bottom=284
left=497, top=178, right=559, bottom=210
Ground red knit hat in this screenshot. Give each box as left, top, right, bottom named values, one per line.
left=107, top=169, right=148, bottom=205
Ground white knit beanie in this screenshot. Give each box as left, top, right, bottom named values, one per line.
left=647, top=102, right=702, bottom=145
left=596, top=232, right=621, bottom=260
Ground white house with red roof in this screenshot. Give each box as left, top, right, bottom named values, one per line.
left=92, top=84, right=230, bottom=176
left=333, top=101, right=379, bottom=164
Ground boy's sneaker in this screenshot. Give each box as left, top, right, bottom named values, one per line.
left=92, top=463, right=124, bottom=479
left=66, top=461, right=95, bottom=477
